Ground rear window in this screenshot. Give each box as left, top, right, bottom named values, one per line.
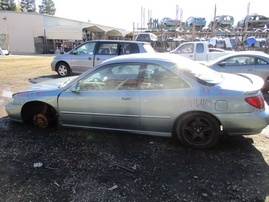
left=175, top=59, right=223, bottom=85
left=196, top=43, right=204, bottom=53
left=136, top=34, right=151, bottom=41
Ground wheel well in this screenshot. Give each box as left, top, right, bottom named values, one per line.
left=56, top=61, right=70, bottom=69
left=56, top=61, right=71, bottom=71
left=171, top=111, right=222, bottom=137
left=21, top=101, right=58, bottom=124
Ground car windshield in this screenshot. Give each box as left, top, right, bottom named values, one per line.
left=175, top=60, right=223, bottom=84
left=206, top=54, right=235, bottom=66
left=58, top=77, right=77, bottom=88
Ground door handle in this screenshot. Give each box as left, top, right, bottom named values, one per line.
left=121, top=97, right=134, bottom=100
left=88, top=57, right=92, bottom=60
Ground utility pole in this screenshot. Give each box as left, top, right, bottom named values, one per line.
left=212, top=4, right=217, bottom=36
left=245, top=2, right=250, bottom=31
left=141, top=7, right=145, bottom=33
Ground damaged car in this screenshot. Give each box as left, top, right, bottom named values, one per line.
left=237, top=14, right=269, bottom=29
left=5, top=53, right=269, bottom=149
left=205, top=15, right=234, bottom=30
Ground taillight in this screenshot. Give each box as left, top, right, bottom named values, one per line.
left=245, top=95, right=265, bottom=109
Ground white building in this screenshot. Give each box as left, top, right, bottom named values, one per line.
left=0, top=11, right=133, bottom=54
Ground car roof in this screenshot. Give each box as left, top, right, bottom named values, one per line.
left=83, top=40, right=149, bottom=44
left=208, top=51, right=269, bottom=64
left=222, top=51, right=268, bottom=57
left=101, top=52, right=199, bottom=67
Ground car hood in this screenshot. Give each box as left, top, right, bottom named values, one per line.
left=18, top=76, right=77, bottom=93
left=221, top=73, right=264, bottom=93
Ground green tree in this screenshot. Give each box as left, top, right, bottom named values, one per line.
left=20, top=0, right=36, bottom=12
left=0, top=0, right=16, bottom=11
left=38, top=0, right=56, bottom=15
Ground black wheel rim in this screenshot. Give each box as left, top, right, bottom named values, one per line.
left=182, top=117, right=214, bottom=146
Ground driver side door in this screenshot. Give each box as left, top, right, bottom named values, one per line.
left=58, top=62, right=142, bottom=131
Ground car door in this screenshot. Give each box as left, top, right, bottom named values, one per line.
left=69, top=41, right=96, bottom=74
left=139, top=63, right=191, bottom=134
left=213, top=56, right=256, bottom=75
left=172, top=43, right=195, bottom=60
left=94, top=42, right=119, bottom=66
left=58, top=62, right=141, bottom=131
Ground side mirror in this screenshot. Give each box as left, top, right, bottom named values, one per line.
left=71, top=50, right=78, bottom=55
left=218, top=62, right=226, bottom=67
left=70, top=82, right=80, bottom=93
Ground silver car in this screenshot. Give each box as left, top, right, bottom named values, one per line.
left=205, top=15, right=234, bottom=30
left=204, top=51, right=269, bottom=90
left=158, top=17, right=179, bottom=27
left=51, top=40, right=155, bottom=77
left=185, top=17, right=206, bottom=29
left=6, top=53, right=269, bottom=149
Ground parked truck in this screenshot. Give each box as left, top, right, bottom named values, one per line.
left=170, top=41, right=232, bottom=61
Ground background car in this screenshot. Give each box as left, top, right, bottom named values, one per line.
left=205, top=15, right=234, bottom=30
left=204, top=51, right=269, bottom=90
left=158, top=17, right=180, bottom=27
left=185, top=17, right=206, bottom=30
left=51, top=40, right=155, bottom=77
left=6, top=53, right=269, bottom=150
left=237, top=14, right=269, bottom=29
left=135, top=33, right=158, bottom=42
left=0, top=46, right=10, bottom=55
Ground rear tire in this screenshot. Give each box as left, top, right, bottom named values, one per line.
left=176, top=113, right=221, bottom=149
left=56, top=62, right=70, bottom=77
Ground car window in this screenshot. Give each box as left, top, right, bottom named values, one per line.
left=176, top=44, right=194, bottom=53
left=257, top=58, right=268, bottom=65
left=140, top=64, right=189, bottom=90
left=76, top=42, right=96, bottom=55
left=96, top=43, right=118, bottom=55
left=196, top=43, right=204, bottom=53
left=224, top=56, right=255, bottom=66
left=120, top=43, right=140, bottom=54
left=136, top=34, right=151, bottom=41
left=77, top=63, right=141, bottom=91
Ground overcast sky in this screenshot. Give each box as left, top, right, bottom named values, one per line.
left=35, top=0, right=268, bottom=31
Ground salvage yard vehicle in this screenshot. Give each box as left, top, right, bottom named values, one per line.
left=200, top=51, right=269, bottom=90
left=170, top=41, right=231, bottom=61
left=204, top=15, right=234, bottom=30
left=237, top=14, right=269, bottom=29
left=158, top=17, right=179, bottom=27
left=6, top=53, right=269, bottom=149
left=51, top=40, right=155, bottom=77
left=185, top=17, right=206, bottom=30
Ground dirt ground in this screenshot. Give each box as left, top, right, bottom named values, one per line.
left=0, top=55, right=269, bottom=202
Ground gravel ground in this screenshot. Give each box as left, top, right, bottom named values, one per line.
left=0, top=55, right=269, bottom=202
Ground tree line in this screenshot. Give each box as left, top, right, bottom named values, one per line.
left=0, top=0, right=56, bottom=15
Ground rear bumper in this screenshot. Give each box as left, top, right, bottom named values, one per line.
left=215, top=105, right=269, bottom=135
